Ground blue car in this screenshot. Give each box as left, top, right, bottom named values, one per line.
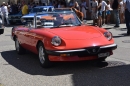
left=21, top=6, right=54, bottom=23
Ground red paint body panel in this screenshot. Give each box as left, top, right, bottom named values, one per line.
left=48, top=51, right=113, bottom=61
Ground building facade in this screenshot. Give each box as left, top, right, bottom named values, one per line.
left=5, top=0, right=91, bottom=7
left=0, top=0, right=8, bottom=5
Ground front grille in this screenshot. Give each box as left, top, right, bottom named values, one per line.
left=87, top=47, right=100, bottom=54
left=11, top=16, right=20, bottom=19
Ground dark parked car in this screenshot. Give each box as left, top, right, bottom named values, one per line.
left=8, top=9, right=32, bottom=25
left=8, top=11, right=22, bottom=24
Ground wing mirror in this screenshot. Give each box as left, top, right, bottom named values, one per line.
left=82, top=20, right=87, bottom=25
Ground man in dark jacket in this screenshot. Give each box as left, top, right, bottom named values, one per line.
left=112, top=0, right=120, bottom=27
left=124, top=0, right=130, bottom=35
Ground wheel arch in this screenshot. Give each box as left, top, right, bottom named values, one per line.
left=36, top=40, right=44, bottom=51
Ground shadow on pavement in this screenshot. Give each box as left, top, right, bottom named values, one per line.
left=1, top=50, right=130, bottom=86
left=113, top=35, right=125, bottom=38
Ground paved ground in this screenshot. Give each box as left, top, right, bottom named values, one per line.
left=0, top=22, right=130, bottom=86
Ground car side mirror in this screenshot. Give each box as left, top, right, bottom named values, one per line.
left=82, top=20, right=87, bottom=25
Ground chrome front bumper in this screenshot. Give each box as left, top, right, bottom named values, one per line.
left=46, top=44, right=117, bottom=56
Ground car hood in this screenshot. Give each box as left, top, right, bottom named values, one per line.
left=47, top=26, right=102, bottom=40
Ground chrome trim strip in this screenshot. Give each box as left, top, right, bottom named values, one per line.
left=100, top=44, right=117, bottom=48
left=47, top=44, right=117, bottom=54
left=54, top=49, right=86, bottom=53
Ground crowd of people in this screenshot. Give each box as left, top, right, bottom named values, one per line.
left=0, top=0, right=130, bottom=35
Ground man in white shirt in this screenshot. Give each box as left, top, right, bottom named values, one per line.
left=1, top=2, right=10, bottom=25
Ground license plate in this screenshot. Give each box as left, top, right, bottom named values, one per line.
left=98, top=52, right=110, bottom=58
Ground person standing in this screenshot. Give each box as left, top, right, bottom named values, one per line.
left=106, top=0, right=112, bottom=24
left=81, top=0, right=88, bottom=20
left=100, top=0, right=107, bottom=25
left=97, top=0, right=103, bottom=27
left=1, top=2, right=10, bottom=25
left=123, top=0, right=130, bottom=35
left=91, top=0, right=98, bottom=26
left=22, top=1, right=28, bottom=15
left=112, top=0, right=120, bottom=27
left=119, top=0, right=125, bottom=23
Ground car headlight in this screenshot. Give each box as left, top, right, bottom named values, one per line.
left=51, top=36, right=61, bottom=46
left=104, top=31, right=112, bottom=40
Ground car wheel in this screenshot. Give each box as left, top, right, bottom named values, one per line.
left=0, top=29, right=4, bottom=34
left=15, top=37, right=25, bottom=54
left=38, top=42, right=52, bottom=68
left=98, top=57, right=107, bottom=62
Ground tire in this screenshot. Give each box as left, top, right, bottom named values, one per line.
left=15, top=37, right=26, bottom=54
left=0, top=29, right=4, bottom=34
left=38, top=42, right=52, bottom=68
left=98, top=57, right=107, bottom=62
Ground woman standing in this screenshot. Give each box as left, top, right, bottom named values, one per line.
left=97, top=0, right=102, bottom=27
left=106, top=0, right=112, bottom=24
left=81, top=0, right=88, bottom=20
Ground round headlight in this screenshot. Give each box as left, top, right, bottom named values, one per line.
left=104, top=31, right=112, bottom=40
left=51, top=36, right=61, bottom=46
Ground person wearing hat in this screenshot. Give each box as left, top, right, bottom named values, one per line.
left=1, top=2, right=10, bottom=25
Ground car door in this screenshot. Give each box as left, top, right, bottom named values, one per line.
left=15, top=27, right=28, bottom=48
left=23, top=21, right=39, bottom=53
left=26, top=29, right=38, bottom=53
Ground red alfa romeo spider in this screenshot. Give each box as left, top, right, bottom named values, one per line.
left=11, top=11, right=117, bottom=68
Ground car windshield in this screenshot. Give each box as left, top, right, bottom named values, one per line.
left=30, top=7, right=52, bottom=13
left=35, top=12, right=82, bottom=28
left=54, top=8, right=73, bottom=12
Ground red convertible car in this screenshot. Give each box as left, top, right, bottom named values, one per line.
left=11, top=11, right=117, bottom=68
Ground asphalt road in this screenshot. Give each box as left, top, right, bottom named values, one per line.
left=0, top=24, right=130, bottom=86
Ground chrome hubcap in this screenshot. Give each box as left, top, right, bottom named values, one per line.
left=39, top=46, right=45, bottom=64
left=16, top=38, right=19, bottom=52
